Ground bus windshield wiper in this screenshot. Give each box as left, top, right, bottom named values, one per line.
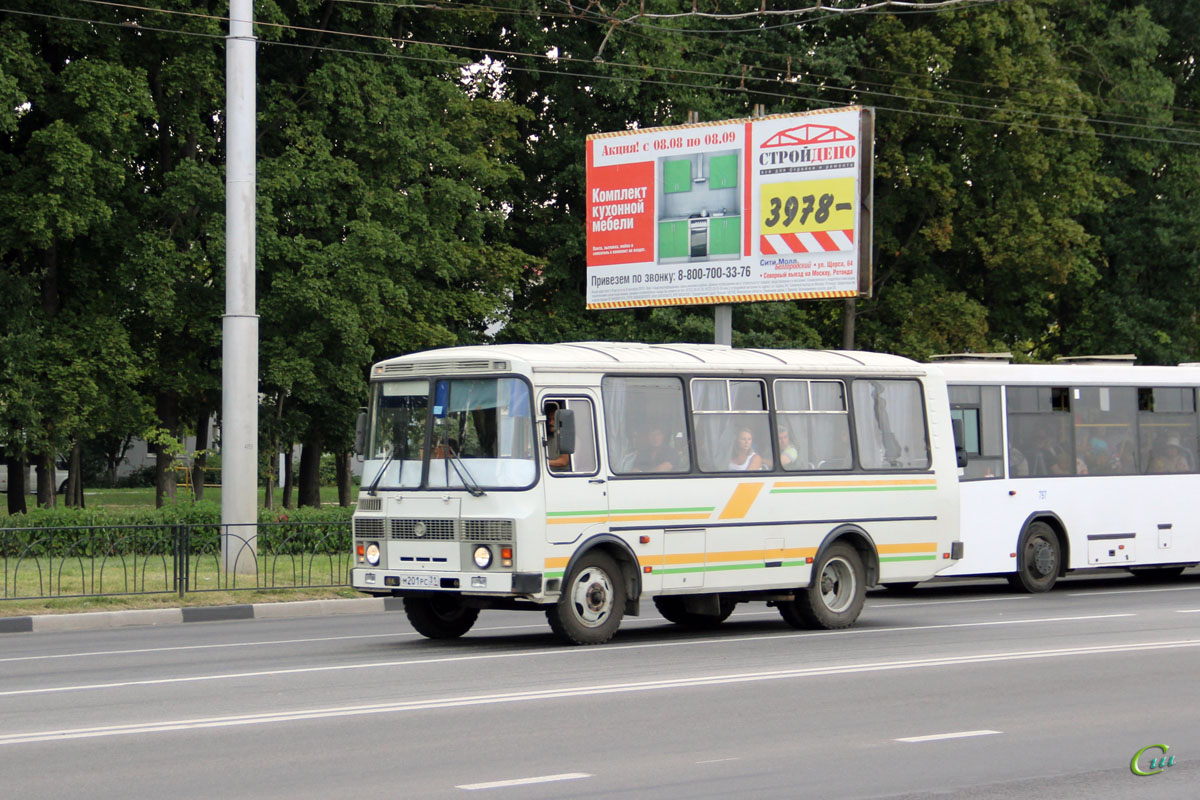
left=368, top=446, right=397, bottom=496
left=445, top=451, right=485, bottom=497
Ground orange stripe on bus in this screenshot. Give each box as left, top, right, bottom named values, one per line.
left=718, top=482, right=765, bottom=520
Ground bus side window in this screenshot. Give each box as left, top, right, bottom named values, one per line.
left=949, top=385, right=1003, bottom=479
left=543, top=397, right=598, bottom=475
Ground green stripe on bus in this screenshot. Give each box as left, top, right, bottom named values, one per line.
left=658, top=560, right=809, bottom=575
left=545, top=570, right=565, bottom=579
left=879, top=555, right=938, bottom=562
left=769, top=486, right=935, bottom=494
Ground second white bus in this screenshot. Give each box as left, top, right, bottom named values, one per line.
left=934, top=356, right=1200, bottom=591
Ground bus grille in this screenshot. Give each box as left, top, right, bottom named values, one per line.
left=463, top=520, right=514, bottom=542
left=354, top=518, right=385, bottom=538
left=356, top=497, right=382, bottom=511
left=390, top=519, right=456, bottom=540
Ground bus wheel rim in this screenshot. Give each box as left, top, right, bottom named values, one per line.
left=571, top=567, right=613, bottom=627
left=819, top=556, right=855, bottom=613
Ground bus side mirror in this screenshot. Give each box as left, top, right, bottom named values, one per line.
left=951, top=417, right=968, bottom=468
left=555, top=408, right=576, bottom=455
left=354, top=411, right=367, bottom=454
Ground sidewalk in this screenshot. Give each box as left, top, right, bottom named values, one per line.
left=0, top=596, right=403, bottom=635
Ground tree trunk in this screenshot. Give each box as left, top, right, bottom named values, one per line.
left=155, top=391, right=179, bottom=508
left=282, top=446, right=295, bottom=509
left=66, top=440, right=84, bottom=508
left=5, top=455, right=27, bottom=515
left=191, top=409, right=210, bottom=502
left=36, top=452, right=57, bottom=509
left=336, top=451, right=352, bottom=507
left=298, top=436, right=323, bottom=508
left=264, top=451, right=275, bottom=510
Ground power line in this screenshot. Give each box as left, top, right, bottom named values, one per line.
left=46, top=0, right=1200, bottom=132
left=4, top=3, right=1198, bottom=148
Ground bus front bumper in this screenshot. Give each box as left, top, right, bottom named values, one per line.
left=351, top=568, right=542, bottom=595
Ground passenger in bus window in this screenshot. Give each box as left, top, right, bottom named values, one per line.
left=777, top=425, right=799, bottom=469
left=1150, top=436, right=1191, bottom=473
left=729, top=427, right=765, bottom=471
left=1008, top=445, right=1029, bottom=477
left=1084, top=437, right=1115, bottom=475
left=630, top=424, right=678, bottom=473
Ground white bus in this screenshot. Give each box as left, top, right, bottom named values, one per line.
left=934, top=355, right=1200, bottom=591
left=350, top=343, right=964, bottom=644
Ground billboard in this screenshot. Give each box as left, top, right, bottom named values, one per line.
left=585, top=106, right=873, bottom=309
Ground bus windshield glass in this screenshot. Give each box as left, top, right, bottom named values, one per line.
left=365, top=377, right=536, bottom=491
left=366, top=379, right=429, bottom=489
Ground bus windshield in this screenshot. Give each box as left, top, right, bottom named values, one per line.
left=364, top=377, right=536, bottom=491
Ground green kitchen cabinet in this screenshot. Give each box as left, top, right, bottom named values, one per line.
left=663, top=159, right=692, bottom=194
left=659, top=220, right=688, bottom=259
left=709, top=216, right=741, bottom=255
left=707, top=154, right=739, bottom=190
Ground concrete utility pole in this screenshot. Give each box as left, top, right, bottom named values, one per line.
left=222, top=0, right=258, bottom=576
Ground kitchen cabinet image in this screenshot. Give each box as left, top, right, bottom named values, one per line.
left=707, top=154, right=738, bottom=190
left=663, top=159, right=692, bottom=194
left=709, top=215, right=741, bottom=255
left=659, top=220, right=689, bottom=259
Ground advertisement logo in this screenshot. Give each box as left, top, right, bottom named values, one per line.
left=1130, top=744, right=1176, bottom=776
left=761, top=124, right=855, bottom=148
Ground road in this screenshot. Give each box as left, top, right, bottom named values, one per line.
left=3, top=573, right=1200, bottom=799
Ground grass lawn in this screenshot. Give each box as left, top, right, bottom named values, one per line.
left=2, top=552, right=360, bottom=616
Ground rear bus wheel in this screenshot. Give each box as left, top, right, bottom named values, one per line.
left=1007, top=521, right=1060, bottom=593
left=546, top=551, right=625, bottom=645
left=779, top=543, right=866, bottom=630
left=403, top=596, right=479, bottom=639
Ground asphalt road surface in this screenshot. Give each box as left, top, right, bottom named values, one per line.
left=3, top=573, right=1200, bottom=799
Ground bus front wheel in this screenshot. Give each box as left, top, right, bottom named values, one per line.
left=403, top=596, right=480, bottom=639
left=547, top=551, right=625, bottom=645
left=1007, top=521, right=1060, bottom=593
left=779, top=543, right=866, bottom=630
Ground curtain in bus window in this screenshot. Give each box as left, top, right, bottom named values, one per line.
left=852, top=380, right=930, bottom=470
left=602, top=377, right=690, bottom=474
left=775, top=379, right=851, bottom=470
left=694, top=379, right=772, bottom=472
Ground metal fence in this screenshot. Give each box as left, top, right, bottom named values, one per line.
left=0, top=521, right=352, bottom=601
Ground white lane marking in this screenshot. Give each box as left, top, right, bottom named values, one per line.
left=896, top=730, right=1001, bottom=743
left=870, top=596, right=1031, bottom=609
left=1176, top=609, right=1200, bottom=613
left=1067, top=585, right=1200, bottom=597
left=0, top=614, right=1134, bottom=698
left=2, top=638, right=1198, bottom=746
left=457, top=773, right=591, bottom=791
left=0, top=614, right=768, bottom=665
left=697, top=758, right=741, bottom=764
left=0, top=633, right=403, bottom=664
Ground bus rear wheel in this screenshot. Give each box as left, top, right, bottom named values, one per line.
left=1007, top=521, right=1060, bottom=593
left=653, top=595, right=737, bottom=629
left=403, top=596, right=480, bottom=639
left=779, top=543, right=866, bottom=630
left=547, top=551, right=625, bottom=645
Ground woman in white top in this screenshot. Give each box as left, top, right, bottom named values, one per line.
left=728, top=427, right=764, bottom=471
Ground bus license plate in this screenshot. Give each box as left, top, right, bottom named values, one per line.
left=400, top=575, right=440, bottom=588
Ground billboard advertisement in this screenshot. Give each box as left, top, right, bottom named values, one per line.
left=585, top=106, right=873, bottom=309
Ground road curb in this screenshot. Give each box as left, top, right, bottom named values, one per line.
left=3, top=596, right=394, bottom=635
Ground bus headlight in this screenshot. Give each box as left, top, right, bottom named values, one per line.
left=473, top=545, right=493, bottom=570
left=365, top=542, right=381, bottom=566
